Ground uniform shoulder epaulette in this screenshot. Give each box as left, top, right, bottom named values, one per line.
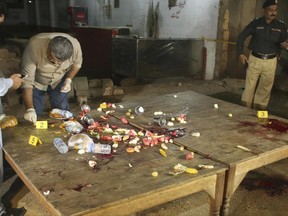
left=251, top=17, right=260, bottom=22
left=278, top=20, right=285, bottom=24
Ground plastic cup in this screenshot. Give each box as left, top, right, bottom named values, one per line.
left=135, top=106, right=145, bottom=115
left=153, top=117, right=167, bottom=126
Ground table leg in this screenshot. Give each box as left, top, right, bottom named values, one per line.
left=221, top=165, right=237, bottom=216
left=220, top=166, right=248, bottom=216
left=208, top=172, right=225, bottom=216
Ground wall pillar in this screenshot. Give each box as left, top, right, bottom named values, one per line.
left=35, top=0, right=41, bottom=26
left=50, top=0, right=56, bottom=28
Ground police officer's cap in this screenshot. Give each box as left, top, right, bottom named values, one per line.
left=262, top=0, right=278, bottom=8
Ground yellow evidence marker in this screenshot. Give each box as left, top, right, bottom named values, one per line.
left=29, top=135, right=43, bottom=146
left=35, top=121, right=48, bottom=129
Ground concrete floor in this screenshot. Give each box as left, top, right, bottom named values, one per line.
left=210, top=89, right=288, bottom=119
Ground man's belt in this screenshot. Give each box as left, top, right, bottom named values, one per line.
left=251, top=52, right=277, bottom=60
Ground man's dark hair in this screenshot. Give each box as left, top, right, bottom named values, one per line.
left=49, top=36, right=73, bottom=61
left=0, top=0, right=7, bottom=16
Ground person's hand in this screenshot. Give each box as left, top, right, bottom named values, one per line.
left=61, top=78, right=72, bottom=93
left=280, top=41, right=288, bottom=50
left=239, top=54, right=248, bottom=65
left=0, top=14, right=4, bottom=24
left=24, top=108, right=37, bottom=124
left=10, top=74, right=23, bottom=89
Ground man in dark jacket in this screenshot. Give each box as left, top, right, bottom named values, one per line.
left=237, top=0, right=288, bottom=110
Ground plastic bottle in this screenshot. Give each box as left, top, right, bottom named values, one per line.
left=87, top=143, right=111, bottom=154
left=81, top=104, right=91, bottom=113
left=54, top=138, right=69, bottom=154
left=81, top=114, right=94, bottom=125
left=52, top=108, right=73, bottom=118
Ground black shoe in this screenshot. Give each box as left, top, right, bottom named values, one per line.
left=3, top=166, right=16, bottom=181
left=3, top=159, right=16, bottom=181
left=0, top=207, right=27, bottom=216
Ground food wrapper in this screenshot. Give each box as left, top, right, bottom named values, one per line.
left=0, top=114, right=18, bottom=129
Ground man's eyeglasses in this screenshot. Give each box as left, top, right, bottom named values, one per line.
left=48, top=52, right=62, bottom=65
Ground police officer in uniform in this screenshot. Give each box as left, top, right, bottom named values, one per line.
left=237, top=0, right=288, bottom=110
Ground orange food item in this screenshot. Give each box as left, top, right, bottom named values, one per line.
left=49, top=112, right=63, bottom=119
left=126, top=147, right=135, bottom=153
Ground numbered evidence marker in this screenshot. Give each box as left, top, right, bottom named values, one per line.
left=29, top=135, right=43, bottom=146
left=35, top=121, right=48, bottom=129
left=257, top=111, right=268, bottom=119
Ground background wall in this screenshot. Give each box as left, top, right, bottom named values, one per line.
left=71, top=0, right=220, bottom=80
left=72, top=0, right=220, bottom=39
left=3, top=0, right=288, bottom=80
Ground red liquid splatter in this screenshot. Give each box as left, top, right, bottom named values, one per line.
left=264, top=119, right=288, bottom=132
left=72, top=183, right=92, bottom=192
left=238, top=121, right=258, bottom=127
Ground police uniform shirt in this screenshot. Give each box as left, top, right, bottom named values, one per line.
left=237, top=17, right=288, bottom=55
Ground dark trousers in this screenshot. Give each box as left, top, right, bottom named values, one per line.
left=33, top=79, right=69, bottom=114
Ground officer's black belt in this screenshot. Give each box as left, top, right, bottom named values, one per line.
left=251, top=52, right=277, bottom=60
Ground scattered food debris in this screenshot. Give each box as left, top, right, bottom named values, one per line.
left=159, top=149, right=167, bottom=157
left=191, top=132, right=200, bottom=137
left=100, top=103, right=107, bottom=109
left=154, top=111, right=164, bottom=116
left=185, top=152, right=194, bottom=160
left=78, top=149, right=86, bottom=154
left=152, top=171, right=158, bottom=177
left=43, top=189, right=50, bottom=196
left=134, top=145, right=141, bottom=153
left=126, top=147, right=135, bottom=153
left=88, top=160, right=97, bottom=168
left=198, top=164, right=214, bottom=169
left=185, top=168, right=198, bottom=174
left=120, top=116, right=129, bottom=124
left=169, top=163, right=198, bottom=175
left=161, top=143, right=168, bottom=150
left=167, top=121, right=174, bottom=126
left=112, top=143, right=118, bottom=148
left=237, top=145, right=251, bottom=152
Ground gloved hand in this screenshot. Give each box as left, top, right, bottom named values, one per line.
left=24, top=108, right=37, bottom=124
left=61, top=78, right=72, bottom=93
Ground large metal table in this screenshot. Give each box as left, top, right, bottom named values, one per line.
left=3, top=105, right=226, bottom=216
